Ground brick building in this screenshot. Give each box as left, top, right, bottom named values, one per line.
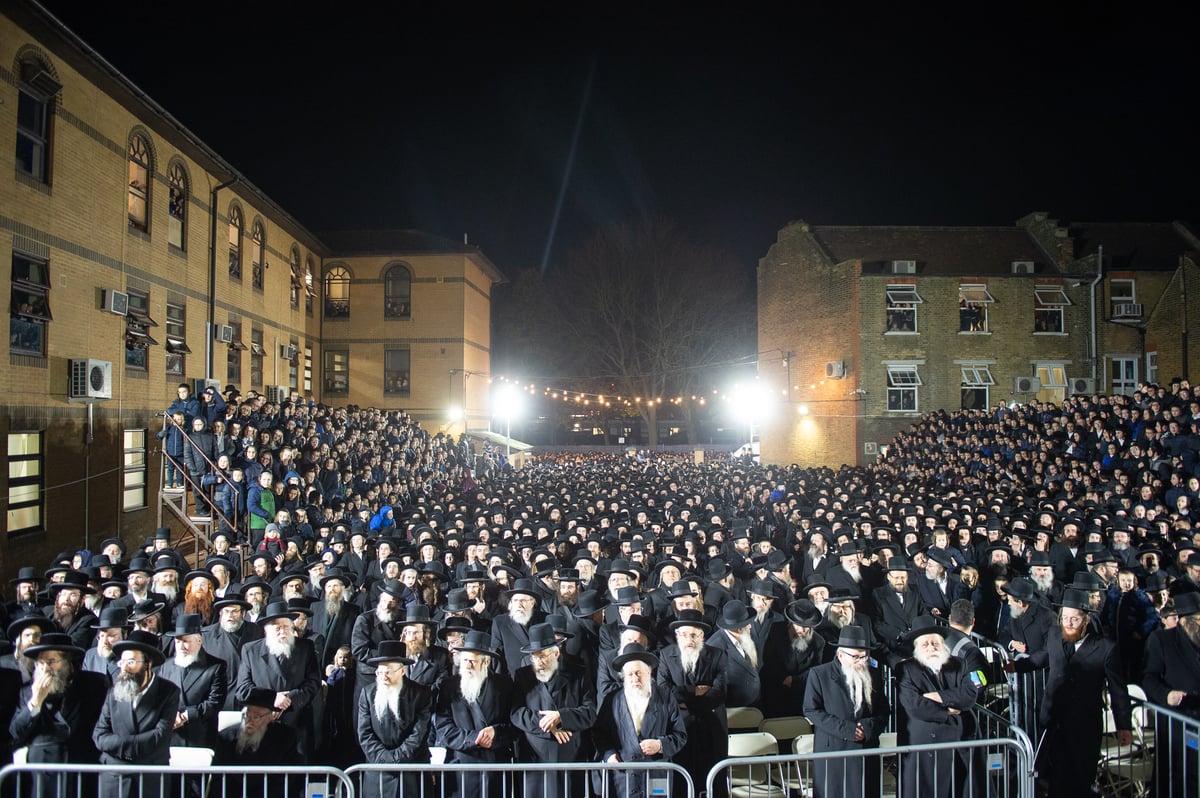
left=757, top=213, right=1200, bottom=468
left=0, top=2, right=504, bottom=574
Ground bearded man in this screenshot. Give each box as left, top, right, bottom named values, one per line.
left=706, top=600, right=762, bottom=707
left=818, top=589, right=882, bottom=662
left=762, top=599, right=829, bottom=716
left=491, top=578, right=547, bottom=677
left=92, top=630, right=181, bottom=798
left=202, top=597, right=264, bottom=711
left=212, top=688, right=301, bottom=798
left=42, top=571, right=99, bottom=649
left=310, top=567, right=359, bottom=668
left=356, top=640, right=432, bottom=798
left=554, top=567, right=581, bottom=613
left=896, top=617, right=982, bottom=798
left=826, top=542, right=867, bottom=600
left=158, top=613, right=227, bottom=750
left=234, top=602, right=322, bottom=761
left=1142, top=591, right=1200, bottom=795
left=656, top=609, right=728, bottom=794
left=1027, top=552, right=1063, bottom=607
left=432, top=631, right=514, bottom=796
left=803, top=626, right=890, bottom=798
left=747, top=579, right=786, bottom=663
left=398, top=605, right=452, bottom=693
left=5, top=565, right=45, bottom=621
left=351, top=579, right=408, bottom=709
left=179, top=570, right=217, bottom=625
left=3, top=616, right=56, bottom=683
left=151, top=565, right=182, bottom=612
left=82, top=606, right=129, bottom=682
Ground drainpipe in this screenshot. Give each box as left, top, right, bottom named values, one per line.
left=207, top=178, right=239, bottom=379
left=1182, top=256, right=1190, bottom=380
left=1089, top=245, right=1104, bottom=384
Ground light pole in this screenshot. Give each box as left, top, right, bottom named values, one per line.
left=493, top=385, right=520, bottom=459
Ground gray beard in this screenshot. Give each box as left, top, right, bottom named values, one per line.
left=236, top=725, right=267, bottom=754
left=841, top=663, right=873, bottom=714
left=376, top=605, right=401, bottom=624
left=842, top=563, right=862, bottom=583
left=156, top=584, right=179, bottom=604
left=265, top=635, right=295, bottom=659
left=679, top=645, right=701, bottom=675
left=174, top=651, right=199, bottom=669
left=914, top=644, right=951, bottom=674
left=791, top=634, right=812, bottom=656
left=220, top=618, right=243, bottom=633
left=112, top=672, right=145, bottom=704
left=374, top=681, right=402, bottom=721
left=460, top=669, right=488, bottom=704
left=534, top=659, right=559, bottom=684
left=1031, top=573, right=1054, bottom=594
left=1010, top=603, right=1026, bottom=619
left=831, top=610, right=854, bottom=629
left=737, top=630, right=759, bottom=669
left=510, top=606, right=534, bottom=626
left=325, top=594, right=345, bottom=617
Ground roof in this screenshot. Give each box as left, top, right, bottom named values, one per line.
left=1067, top=222, right=1200, bottom=272
left=319, top=229, right=507, bottom=284
left=810, top=226, right=1055, bottom=276
left=464, top=430, right=534, bottom=453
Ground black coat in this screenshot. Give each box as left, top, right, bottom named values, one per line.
left=897, top=656, right=980, bottom=798
left=42, top=606, right=99, bottom=651
left=201, top=620, right=264, bottom=711
left=93, top=676, right=181, bottom=798
left=761, top=629, right=830, bottom=717
left=490, top=613, right=545, bottom=677
left=432, top=670, right=516, bottom=762
left=10, top=670, right=108, bottom=764
left=234, top=637, right=321, bottom=758
left=917, top=573, right=966, bottom=618
left=510, top=660, right=597, bottom=763
left=350, top=610, right=404, bottom=688
left=1142, top=625, right=1200, bottom=718
left=802, top=658, right=890, bottom=798
left=593, top=683, right=688, bottom=798
left=356, top=681, right=433, bottom=798
left=158, top=650, right=228, bottom=749
left=705, top=628, right=762, bottom=707
left=656, top=643, right=728, bottom=785
left=309, top=600, right=359, bottom=668
left=869, top=587, right=924, bottom=655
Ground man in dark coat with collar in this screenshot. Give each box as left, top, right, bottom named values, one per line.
left=762, top=599, right=830, bottom=717
left=92, top=630, right=182, bottom=798
left=212, top=688, right=301, bottom=798
left=491, top=578, right=547, bottom=677
left=510, top=623, right=597, bottom=798
left=157, top=613, right=227, bottom=750
left=896, top=617, right=983, bottom=798
left=42, top=571, right=99, bottom=650
left=655, top=609, right=728, bottom=795
left=917, top=548, right=964, bottom=619
left=356, top=640, right=433, bottom=798
left=397, top=605, right=453, bottom=695
left=309, top=567, right=359, bottom=668
left=594, top=644, right=688, bottom=798
left=803, top=626, right=891, bottom=798
left=1000, top=577, right=1054, bottom=732
left=1141, top=591, right=1200, bottom=796
left=705, top=599, right=762, bottom=708
left=350, top=578, right=407, bottom=711
left=870, top=563, right=925, bottom=663
left=201, top=597, right=262, bottom=711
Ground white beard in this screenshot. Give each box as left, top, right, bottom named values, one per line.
left=460, top=668, right=488, bottom=704
left=156, top=584, right=179, bottom=604
left=325, top=594, right=345, bottom=617
left=374, top=681, right=402, bottom=721
left=679, top=645, right=701, bottom=675
left=737, top=630, right=759, bottom=669
left=842, top=562, right=862, bottom=583
left=112, top=671, right=145, bottom=704
left=1009, top=603, right=1026, bottom=620
left=534, top=658, right=559, bottom=684
left=236, top=725, right=268, bottom=754
left=841, top=663, right=874, bottom=714
left=220, top=617, right=243, bottom=634
left=1031, top=573, right=1054, bottom=594
left=791, top=634, right=812, bottom=656
left=509, top=605, right=534, bottom=626
left=265, top=634, right=296, bottom=659
left=624, top=683, right=651, bottom=730
left=376, top=604, right=401, bottom=625
left=914, top=643, right=952, bottom=674
left=831, top=608, right=855, bottom=629
left=808, top=545, right=826, bottom=562
left=174, top=651, right=199, bottom=668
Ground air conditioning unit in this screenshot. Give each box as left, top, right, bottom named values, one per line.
left=214, top=324, right=234, bottom=344
left=269, top=385, right=291, bottom=403
left=864, top=442, right=879, bottom=456
left=1011, top=261, right=1035, bottom=274
left=891, top=260, right=917, bottom=274
left=68, top=358, right=113, bottom=401
left=825, top=360, right=846, bottom=379
left=1013, top=376, right=1042, bottom=393
left=280, top=345, right=298, bottom=361
left=1113, top=303, right=1143, bottom=318
left=102, top=289, right=129, bottom=315
left=1070, top=377, right=1096, bottom=395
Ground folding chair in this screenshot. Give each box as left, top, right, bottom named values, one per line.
left=760, top=715, right=813, bottom=754
left=727, top=705, right=766, bottom=733
left=727, top=731, right=788, bottom=798
left=785, top=734, right=816, bottom=797
left=217, top=710, right=242, bottom=732
left=878, top=731, right=900, bottom=794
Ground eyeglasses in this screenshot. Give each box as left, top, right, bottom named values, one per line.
left=118, top=656, right=146, bottom=667
left=841, top=652, right=869, bottom=662
left=375, top=665, right=404, bottom=675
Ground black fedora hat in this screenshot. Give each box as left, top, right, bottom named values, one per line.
left=241, top=687, right=278, bottom=710
left=257, top=601, right=300, bottom=625
left=612, top=586, right=642, bottom=607
left=668, top=609, right=712, bottom=635
left=165, top=613, right=206, bottom=638
left=211, top=597, right=251, bottom=613
left=1173, top=592, right=1200, bottom=618
left=618, top=614, right=655, bottom=644
left=437, top=616, right=474, bottom=642
left=717, top=599, right=755, bottom=630
left=7, top=615, right=56, bottom=641
left=1069, top=571, right=1103, bottom=591
left=665, top=581, right=698, bottom=600
left=22, top=632, right=85, bottom=660
left=784, top=599, right=823, bottom=628
left=47, top=571, right=96, bottom=597
left=377, top=579, right=408, bottom=600
left=705, top=558, right=732, bottom=581
left=925, top=548, right=955, bottom=569
left=400, top=605, right=437, bottom=628
left=129, top=598, right=166, bottom=623
left=367, top=639, right=414, bottom=666
left=832, top=625, right=872, bottom=650
left=612, top=642, right=658, bottom=671
left=456, top=631, right=500, bottom=657
left=90, top=606, right=132, bottom=631
left=1057, top=588, right=1092, bottom=613
left=573, top=589, right=610, bottom=617
left=443, top=588, right=473, bottom=613
left=319, top=567, right=355, bottom=590
left=8, top=566, right=42, bottom=585
left=1001, top=578, right=1037, bottom=603
left=503, top=578, right=541, bottom=601
left=112, top=629, right=166, bottom=666
left=900, top=615, right=949, bottom=645
left=520, top=623, right=561, bottom=654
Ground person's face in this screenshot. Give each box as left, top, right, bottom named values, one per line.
left=808, top=587, right=829, bottom=605
left=529, top=646, right=559, bottom=676
left=244, top=587, right=267, bottom=606
left=97, top=627, right=124, bottom=649
left=914, top=633, right=945, bottom=659
left=54, top=588, right=81, bottom=614
left=175, top=633, right=202, bottom=657
left=1117, top=573, right=1138, bottom=592
left=243, top=704, right=275, bottom=735
left=887, top=570, right=909, bottom=591
left=18, top=625, right=43, bottom=649
left=116, top=650, right=148, bottom=682
left=1061, top=607, right=1087, bottom=632
left=838, top=647, right=869, bottom=673
left=267, top=618, right=294, bottom=645
left=459, top=651, right=486, bottom=676
left=16, top=581, right=36, bottom=601
left=622, top=660, right=653, bottom=691
left=750, top=593, right=773, bottom=614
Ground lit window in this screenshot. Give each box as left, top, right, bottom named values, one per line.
left=127, top=135, right=151, bottom=233
left=324, top=350, right=349, bottom=394
left=123, top=429, right=147, bottom=511
left=324, top=267, right=350, bottom=318
left=960, top=365, right=995, bottom=410
left=305, top=258, right=316, bottom=315
left=885, top=284, right=921, bottom=333
left=7, top=431, right=44, bottom=534
left=15, top=62, right=59, bottom=183
left=168, top=162, right=187, bottom=250
left=886, top=365, right=921, bottom=412
left=1146, top=351, right=1159, bottom=386
left=384, top=265, right=412, bottom=318
left=251, top=222, right=265, bottom=290
left=165, top=302, right=189, bottom=375
left=384, top=348, right=410, bottom=395
left=10, top=252, right=52, bottom=357
left=228, top=206, right=243, bottom=279
left=125, top=290, right=158, bottom=370
left=288, top=339, right=299, bottom=391
left=959, top=284, right=994, bottom=333
left=1034, top=286, right=1070, bottom=334
left=303, top=345, right=313, bottom=392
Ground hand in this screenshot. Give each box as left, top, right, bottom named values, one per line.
left=475, top=726, right=495, bottom=748
left=274, top=692, right=292, bottom=712
left=640, top=738, right=663, bottom=756
left=854, top=724, right=865, bottom=742
left=1168, top=690, right=1187, bottom=707
left=174, top=711, right=189, bottom=729
left=923, top=691, right=943, bottom=704
left=1116, top=730, right=1134, bottom=746
left=782, top=676, right=793, bottom=688
left=538, top=710, right=562, bottom=733
left=30, top=663, right=52, bottom=708
left=1010, top=641, right=1027, bottom=654
left=552, top=729, right=574, bottom=745
left=607, top=753, right=620, bottom=764
left=694, top=685, right=711, bottom=696
left=931, top=608, right=943, bottom=617
left=474, top=599, right=488, bottom=614
left=947, top=708, right=961, bottom=716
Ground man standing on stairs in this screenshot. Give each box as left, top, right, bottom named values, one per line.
left=185, top=416, right=218, bottom=518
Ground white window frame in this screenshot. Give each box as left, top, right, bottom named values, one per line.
left=164, top=302, right=188, bottom=375
left=1111, top=279, right=1136, bottom=304
left=959, top=284, right=994, bottom=333
left=885, top=285, right=922, bottom=334
left=1147, top=351, right=1159, bottom=386
left=1111, top=356, right=1138, bottom=396
left=885, top=364, right=922, bottom=413
left=123, top=429, right=147, bottom=511
left=960, top=364, right=994, bottom=411
left=1034, top=286, right=1070, bottom=334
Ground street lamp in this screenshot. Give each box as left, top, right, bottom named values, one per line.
left=729, top=381, right=773, bottom=451
left=492, top=385, right=521, bottom=458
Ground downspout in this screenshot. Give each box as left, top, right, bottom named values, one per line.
left=1182, top=256, right=1190, bottom=379
left=208, top=178, right=239, bottom=379
left=1089, top=245, right=1104, bottom=384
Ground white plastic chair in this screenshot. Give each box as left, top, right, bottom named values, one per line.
left=727, top=705, right=766, bottom=732
left=217, top=710, right=241, bottom=732
left=169, top=746, right=215, bottom=767
left=727, top=731, right=787, bottom=798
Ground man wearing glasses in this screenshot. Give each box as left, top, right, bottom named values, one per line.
left=92, top=629, right=182, bottom=797
left=356, top=640, right=432, bottom=798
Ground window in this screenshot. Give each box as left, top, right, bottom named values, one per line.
left=168, top=162, right=187, bottom=250
left=1035, top=363, right=1067, bottom=404
left=304, top=345, right=313, bottom=392
left=10, top=252, right=52, bottom=356
left=123, top=429, right=147, bottom=511
left=251, top=221, right=265, bottom=290
left=228, top=206, right=243, bottom=279
left=305, top=258, right=316, bottom=315
left=7, top=432, right=43, bottom=534
left=959, top=284, right=994, bottom=333
left=289, top=247, right=302, bottom=309
left=886, top=364, right=921, bottom=412
left=960, top=365, right=995, bottom=410
left=250, top=327, right=264, bottom=388
left=1111, top=357, right=1138, bottom=396
left=384, top=265, right=412, bottom=318
left=125, top=290, right=158, bottom=370
left=384, top=348, right=411, bottom=395
left=885, top=284, right=921, bottom=333
left=226, top=321, right=245, bottom=382
left=324, top=266, right=350, bottom=318
left=1034, top=286, right=1070, bottom=334
left=288, top=338, right=299, bottom=390
left=127, top=135, right=151, bottom=233
left=323, top=350, right=349, bottom=394
left=1147, top=351, right=1159, bottom=386
left=1111, top=279, right=1137, bottom=317
left=164, top=302, right=189, bottom=376
left=15, top=62, right=59, bottom=183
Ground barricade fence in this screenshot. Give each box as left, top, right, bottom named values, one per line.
left=0, top=763, right=354, bottom=798
left=344, top=761, right=695, bottom=798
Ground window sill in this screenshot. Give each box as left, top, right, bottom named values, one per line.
left=886, top=410, right=920, bottom=415
left=958, top=331, right=991, bottom=335
left=883, top=330, right=918, bottom=336
left=1033, top=331, right=1068, bottom=336
left=15, top=171, right=51, bottom=195
left=127, top=227, right=150, bottom=242
left=10, top=352, right=48, bottom=367
left=168, top=244, right=187, bottom=258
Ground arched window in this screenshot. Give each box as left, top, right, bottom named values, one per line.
left=168, top=161, right=188, bottom=250
left=289, top=246, right=302, bottom=309
left=228, top=206, right=243, bottom=279
left=127, top=135, right=151, bottom=233
left=251, top=221, right=265, bottom=290
left=384, top=264, right=412, bottom=318
left=305, top=258, right=316, bottom=315
left=324, top=266, right=350, bottom=318
left=15, top=56, right=60, bottom=183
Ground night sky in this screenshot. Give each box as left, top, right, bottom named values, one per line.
left=34, top=1, right=1199, bottom=278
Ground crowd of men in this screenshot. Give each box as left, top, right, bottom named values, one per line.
left=4, top=379, right=1200, bottom=797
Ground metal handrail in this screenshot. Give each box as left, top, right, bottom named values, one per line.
left=158, top=411, right=242, bottom=566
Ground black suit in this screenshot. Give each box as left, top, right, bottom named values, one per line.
left=92, top=676, right=181, bottom=798
left=9, top=670, right=108, bottom=798
left=212, top=722, right=300, bottom=798
left=916, top=573, right=963, bottom=619
left=657, top=643, right=729, bottom=790
left=802, top=658, right=890, bottom=798
left=43, top=607, right=99, bottom=650
left=490, top=613, right=545, bottom=677
left=158, top=650, right=227, bottom=748
left=897, top=655, right=981, bottom=797
left=705, top=628, right=761, bottom=707
left=201, top=620, right=263, bottom=711
left=350, top=611, right=404, bottom=695
left=593, top=682, right=688, bottom=798
left=309, top=600, right=359, bottom=668
left=356, top=681, right=433, bottom=798
left=1142, top=625, right=1200, bottom=795
left=234, top=637, right=321, bottom=760
left=432, top=670, right=515, bottom=795
left=510, top=660, right=597, bottom=798
left=761, top=630, right=830, bottom=717
left=869, top=587, right=924, bottom=657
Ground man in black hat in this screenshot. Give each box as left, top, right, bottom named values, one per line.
left=896, top=616, right=982, bottom=798
left=2, top=615, right=55, bottom=682
left=432, top=631, right=514, bottom=796
left=1141, top=590, right=1200, bottom=795
left=43, top=570, right=99, bottom=650
left=510, top=622, right=597, bottom=798
left=656, top=609, right=728, bottom=793
left=398, top=605, right=452, bottom=692
left=1001, top=577, right=1053, bottom=667
left=158, top=613, right=227, bottom=751
left=351, top=578, right=408, bottom=708
left=870, top=562, right=924, bottom=664
left=310, top=567, right=359, bottom=668
left=746, top=578, right=787, bottom=664
left=803, top=626, right=890, bottom=798
left=1038, top=589, right=1132, bottom=798
left=918, top=548, right=965, bottom=618
left=707, top=599, right=762, bottom=708
left=762, top=598, right=829, bottom=717
left=356, top=640, right=432, bottom=798
left=212, top=687, right=301, bottom=797
left=491, top=578, right=547, bottom=677
left=7, top=566, right=46, bottom=622
left=202, top=596, right=263, bottom=711
left=92, top=630, right=182, bottom=797
left=594, top=643, right=687, bottom=798
left=234, top=601, right=321, bottom=761
left=82, top=605, right=130, bottom=682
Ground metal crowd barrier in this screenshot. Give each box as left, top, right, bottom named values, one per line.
left=1124, top=697, right=1200, bottom=798
left=0, top=763, right=354, bottom=798
left=706, top=736, right=1035, bottom=798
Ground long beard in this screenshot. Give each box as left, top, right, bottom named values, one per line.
left=534, top=658, right=559, bottom=684
left=265, top=634, right=296, bottom=659
left=842, top=562, right=862, bottom=583
left=53, top=606, right=76, bottom=630
left=914, top=644, right=951, bottom=674
left=236, top=725, right=268, bottom=754
left=558, top=591, right=577, bottom=608
left=841, top=662, right=874, bottom=714
left=376, top=604, right=401, bottom=624
left=185, top=592, right=214, bottom=622
left=460, top=668, right=488, bottom=704
left=680, top=645, right=701, bottom=675
left=808, top=545, right=825, bottom=561
left=790, top=630, right=812, bottom=656
left=174, top=650, right=199, bottom=668
left=755, top=607, right=770, bottom=625
left=1031, top=573, right=1054, bottom=594
left=737, top=630, right=759, bottom=669
left=156, top=584, right=179, bottom=604
left=113, top=670, right=146, bottom=704
left=405, top=636, right=429, bottom=659
left=510, top=606, right=534, bottom=626
left=325, top=594, right=345, bottom=617
left=831, top=608, right=855, bottom=630
left=1181, top=621, right=1200, bottom=650
left=624, top=683, right=651, bottom=727
left=96, top=638, right=115, bottom=659
left=220, top=617, right=243, bottom=634
left=374, top=681, right=402, bottom=721
left=1061, top=623, right=1087, bottom=644
left=1009, top=603, right=1026, bottom=620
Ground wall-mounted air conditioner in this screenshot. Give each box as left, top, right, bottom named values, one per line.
left=1013, top=376, right=1042, bottom=393
left=69, top=358, right=113, bottom=401
left=102, top=289, right=129, bottom=315
left=214, top=324, right=234, bottom=344
left=825, top=361, right=846, bottom=379
left=1070, top=377, right=1096, bottom=395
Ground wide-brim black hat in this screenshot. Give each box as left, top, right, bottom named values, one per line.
left=832, top=625, right=872, bottom=650
left=367, top=639, right=414, bottom=666
left=612, top=642, right=658, bottom=671
left=1056, top=588, right=1093, bottom=613
left=112, top=630, right=166, bottom=666
left=668, top=609, right=711, bottom=635
left=573, top=590, right=610, bottom=617
left=437, top=616, right=474, bottom=641
left=257, top=601, right=301, bottom=624
left=7, top=615, right=56, bottom=640
left=1001, top=577, right=1037, bottom=603
left=784, top=599, right=822, bottom=628
left=520, top=622, right=561, bottom=654
left=165, top=613, right=206, bottom=637
left=22, top=632, right=85, bottom=660
left=900, top=615, right=950, bottom=645
left=717, top=599, right=754, bottom=630
left=456, top=631, right=500, bottom=657
left=503, top=578, right=541, bottom=601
